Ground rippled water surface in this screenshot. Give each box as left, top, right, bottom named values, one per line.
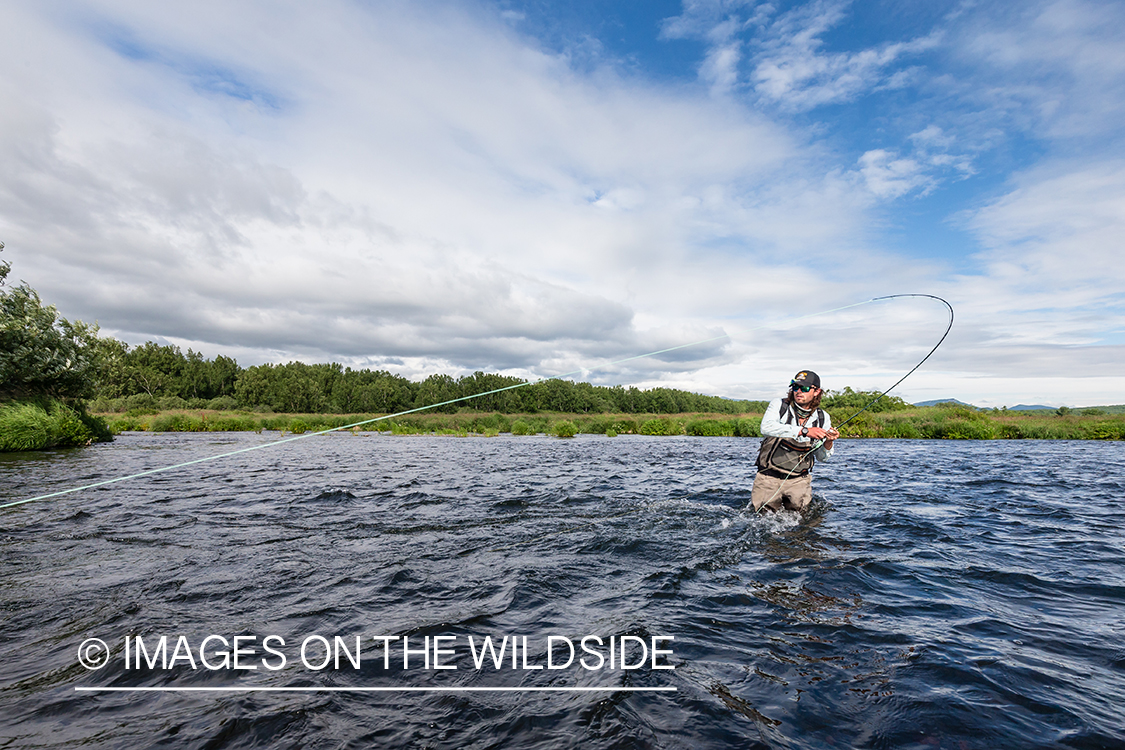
left=2, top=433, right=1124, bottom=749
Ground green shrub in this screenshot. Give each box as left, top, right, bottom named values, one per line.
left=605, top=429, right=617, bottom=438
left=880, top=419, right=922, bottom=439
left=289, top=419, right=309, bottom=435
left=124, top=393, right=160, bottom=414
left=1083, top=422, right=1124, bottom=440
left=88, top=397, right=120, bottom=413
left=732, top=418, right=760, bottom=437
left=149, top=413, right=204, bottom=432
left=997, top=423, right=1025, bottom=439
left=686, top=419, right=734, bottom=436
left=639, top=418, right=683, bottom=436
left=511, top=419, right=532, bottom=435
left=610, top=418, right=636, bottom=435
left=207, top=395, right=239, bottom=411
left=938, top=418, right=997, bottom=440
left=551, top=420, right=577, bottom=438
left=105, top=416, right=144, bottom=434
left=204, top=415, right=260, bottom=431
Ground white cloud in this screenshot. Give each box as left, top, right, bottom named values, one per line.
left=662, top=0, right=939, bottom=110
left=856, top=149, right=932, bottom=199
left=1, top=0, right=1123, bottom=406
left=0, top=0, right=862, bottom=385
left=750, top=3, right=939, bottom=110
left=968, top=160, right=1125, bottom=296
left=956, top=0, right=1125, bottom=140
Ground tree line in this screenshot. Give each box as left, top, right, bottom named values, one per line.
left=92, top=344, right=770, bottom=415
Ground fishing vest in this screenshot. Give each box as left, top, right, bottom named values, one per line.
left=756, top=400, right=826, bottom=477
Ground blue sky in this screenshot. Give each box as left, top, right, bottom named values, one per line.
left=1, top=0, right=1122, bottom=406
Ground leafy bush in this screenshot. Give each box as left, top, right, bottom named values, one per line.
left=881, top=419, right=923, bottom=439
left=0, top=284, right=102, bottom=400
left=124, top=393, right=159, bottom=413
left=207, top=396, right=240, bottom=411
left=510, top=419, right=533, bottom=435
left=551, top=420, right=577, bottom=438
left=638, top=418, right=683, bottom=436
left=156, top=396, right=190, bottom=411
left=732, top=418, right=760, bottom=437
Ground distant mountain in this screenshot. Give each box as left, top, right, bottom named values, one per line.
left=910, top=402, right=1124, bottom=413
left=913, top=399, right=978, bottom=408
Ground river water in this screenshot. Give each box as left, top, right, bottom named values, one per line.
left=2, top=433, right=1123, bottom=749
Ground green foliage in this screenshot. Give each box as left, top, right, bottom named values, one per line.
left=879, top=418, right=923, bottom=439
left=551, top=420, right=578, bottom=438
left=1, top=283, right=102, bottom=400
left=105, top=415, right=147, bottom=434
left=510, top=419, right=533, bottom=436
left=94, top=340, right=241, bottom=401
left=0, top=399, right=111, bottom=451
left=732, top=418, right=760, bottom=437
left=207, top=395, right=239, bottom=411
left=686, top=419, right=735, bottom=436
left=414, top=373, right=460, bottom=413
left=638, top=418, right=683, bottom=436
left=822, top=387, right=910, bottom=415
left=234, top=362, right=416, bottom=414
left=0, top=402, right=52, bottom=451
left=149, top=413, right=204, bottom=432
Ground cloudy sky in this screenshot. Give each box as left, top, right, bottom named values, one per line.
left=2, top=0, right=1122, bottom=407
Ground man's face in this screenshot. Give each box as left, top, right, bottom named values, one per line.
left=793, top=386, right=819, bottom=406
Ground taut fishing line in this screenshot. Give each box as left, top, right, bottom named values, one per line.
left=1, top=295, right=951, bottom=513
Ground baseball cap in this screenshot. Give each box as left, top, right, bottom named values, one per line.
left=790, top=370, right=821, bottom=389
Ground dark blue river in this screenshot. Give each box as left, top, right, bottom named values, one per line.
left=2, top=433, right=1123, bottom=749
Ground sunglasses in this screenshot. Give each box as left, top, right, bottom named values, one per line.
left=790, top=383, right=815, bottom=392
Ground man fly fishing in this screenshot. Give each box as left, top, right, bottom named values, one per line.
left=751, top=370, right=839, bottom=513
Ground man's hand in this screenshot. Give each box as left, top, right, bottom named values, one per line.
left=805, top=426, right=837, bottom=440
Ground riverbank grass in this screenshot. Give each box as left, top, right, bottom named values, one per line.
left=88, top=404, right=1125, bottom=441
left=0, top=399, right=113, bottom=452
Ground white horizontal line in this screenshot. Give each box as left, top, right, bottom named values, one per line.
left=76, top=686, right=675, bottom=693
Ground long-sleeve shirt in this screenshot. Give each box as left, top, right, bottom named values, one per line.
left=760, top=397, right=834, bottom=463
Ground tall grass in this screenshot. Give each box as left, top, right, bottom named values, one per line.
left=0, top=399, right=112, bottom=452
